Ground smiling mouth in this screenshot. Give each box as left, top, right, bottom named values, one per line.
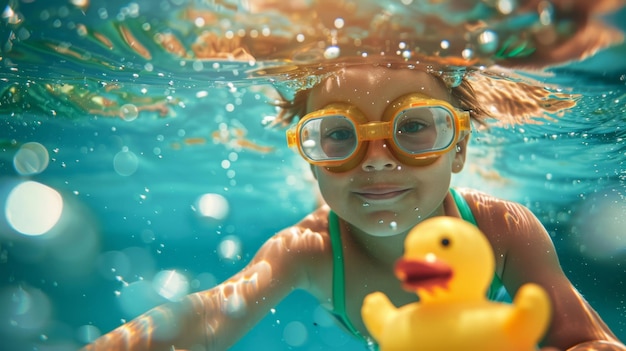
left=355, top=188, right=410, bottom=200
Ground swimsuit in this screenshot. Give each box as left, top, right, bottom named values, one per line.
left=327, top=188, right=511, bottom=349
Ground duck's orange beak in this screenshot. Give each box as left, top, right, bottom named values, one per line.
left=394, top=258, right=453, bottom=292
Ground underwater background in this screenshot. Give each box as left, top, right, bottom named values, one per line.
left=1, top=0, right=625, bottom=350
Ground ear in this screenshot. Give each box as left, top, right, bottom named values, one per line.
left=452, top=136, right=469, bottom=173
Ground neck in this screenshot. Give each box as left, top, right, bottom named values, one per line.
left=343, top=202, right=448, bottom=268
left=349, top=226, right=409, bottom=268
left=341, top=194, right=448, bottom=268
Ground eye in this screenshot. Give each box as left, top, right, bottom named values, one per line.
left=397, top=120, right=426, bottom=134
left=326, top=128, right=354, bottom=141
left=440, top=237, right=451, bottom=247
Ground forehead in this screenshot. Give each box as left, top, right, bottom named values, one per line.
left=307, top=66, right=450, bottom=112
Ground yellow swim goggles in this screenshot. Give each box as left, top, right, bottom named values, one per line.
left=286, top=93, right=471, bottom=172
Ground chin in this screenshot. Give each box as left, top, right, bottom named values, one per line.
left=358, top=215, right=416, bottom=237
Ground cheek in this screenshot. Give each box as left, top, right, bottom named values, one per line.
left=410, top=154, right=455, bottom=185
left=313, top=168, right=340, bottom=197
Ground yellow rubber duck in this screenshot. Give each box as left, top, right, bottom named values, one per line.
left=361, top=216, right=551, bottom=351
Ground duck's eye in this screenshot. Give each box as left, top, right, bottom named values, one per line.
left=441, top=237, right=451, bottom=247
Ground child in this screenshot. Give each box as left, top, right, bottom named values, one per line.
left=83, top=63, right=625, bottom=351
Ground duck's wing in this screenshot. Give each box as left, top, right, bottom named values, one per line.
left=505, top=283, right=552, bottom=346
left=361, top=291, right=397, bottom=341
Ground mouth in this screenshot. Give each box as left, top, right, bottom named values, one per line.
left=394, top=258, right=452, bottom=292
left=354, top=187, right=411, bottom=201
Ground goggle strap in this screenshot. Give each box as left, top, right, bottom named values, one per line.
left=459, top=111, right=471, bottom=130
left=458, top=111, right=471, bottom=140
left=286, top=127, right=297, bottom=148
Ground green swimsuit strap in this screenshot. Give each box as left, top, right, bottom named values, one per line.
left=328, top=210, right=366, bottom=339
left=449, top=188, right=478, bottom=226
left=449, top=188, right=506, bottom=301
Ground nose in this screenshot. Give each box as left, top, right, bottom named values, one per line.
left=361, top=140, right=398, bottom=172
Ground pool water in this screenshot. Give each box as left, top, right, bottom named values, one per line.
left=1, top=0, right=625, bottom=350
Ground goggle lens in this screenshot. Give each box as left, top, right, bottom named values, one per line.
left=299, top=115, right=358, bottom=162
left=393, top=106, right=455, bottom=156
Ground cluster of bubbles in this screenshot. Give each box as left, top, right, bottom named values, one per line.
left=4, top=143, right=59, bottom=236
left=1, top=140, right=87, bottom=342
left=3, top=141, right=145, bottom=238
left=1, top=137, right=243, bottom=345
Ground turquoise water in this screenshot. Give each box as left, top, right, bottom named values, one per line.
left=1, top=0, right=626, bottom=350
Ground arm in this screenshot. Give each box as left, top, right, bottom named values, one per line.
left=488, top=201, right=624, bottom=351
left=82, top=226, right=324, bottom=351
left=461, top=190, right=624, bottom=350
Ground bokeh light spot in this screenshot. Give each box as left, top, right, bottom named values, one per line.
left=117, top=280, right=162, bottom=317
left=13, top=142, right=49, bottom=175
left=283, top=321, right=308, bottom=347
left=76, top=324, right=101, bottom=344
left=0, top=285, right=51, bottom=335
left=152, top=270, right=189, bottom=301
left=576, top=193, right=626, bottom=261
left=5, top=181, right=63, bottom=236
left=197, top=193, right=229, bottom=221
left=218, top=235, right=241, bottom=260
left=113, top=149, right=139, bottom=176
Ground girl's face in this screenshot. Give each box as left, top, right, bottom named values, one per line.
left=307, top=66, right=468, bottom=237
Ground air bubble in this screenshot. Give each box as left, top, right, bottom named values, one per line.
left=120, top=104, right=138, bottom=121
left=113, top=150, right=139, bottom=176
left=283, top=321, right=308, bottom=347
left=13, top=142, right=49, bottom=175
left=334, top=18, right=344, bottom=29
left=477, top=30, right=499, bottom=53
left=324, top=46, right=340, bottom=59
left=461, top=48, right=474, bottom=60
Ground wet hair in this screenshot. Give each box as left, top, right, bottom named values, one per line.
left=272, top=72, right=490, bottom=128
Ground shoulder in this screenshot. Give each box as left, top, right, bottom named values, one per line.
left=453, top=187, right=550, bottom=273
left=257, top=206, right=333, bottom=289
left=454, top=187, right=542, bottom=233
